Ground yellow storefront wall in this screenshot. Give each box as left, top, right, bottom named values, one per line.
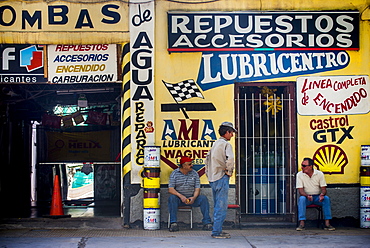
left=1, top=0, right=369, bottom=186
left=154, top=0, right=370, bottom=185
left=298, top=114, right=370, bottom=184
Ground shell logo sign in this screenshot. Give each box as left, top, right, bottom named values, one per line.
left=313, top=145, right=349, bottom=174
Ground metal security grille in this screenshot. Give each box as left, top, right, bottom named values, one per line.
left=236, top=84, right=296, bottom=218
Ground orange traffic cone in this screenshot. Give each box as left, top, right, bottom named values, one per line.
left=44, top=175, right=71, bottom=218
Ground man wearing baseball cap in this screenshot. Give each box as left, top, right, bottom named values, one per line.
left=168, top=156, right=212, bottom=232
left=205, top=121, right=236, bottom=238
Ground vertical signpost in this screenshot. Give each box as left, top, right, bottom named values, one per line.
left=129, top=0, right=155, bottom=183
left=130, top=0, right=156, bottom=229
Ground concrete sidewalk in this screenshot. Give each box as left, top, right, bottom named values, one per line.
left=1, top=218, right=370, bottom=248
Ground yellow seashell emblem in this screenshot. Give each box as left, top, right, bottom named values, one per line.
left=313, top=145, right=348, bottom=174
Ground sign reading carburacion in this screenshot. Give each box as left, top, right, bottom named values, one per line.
left=48, top=44, right=118, bottom=83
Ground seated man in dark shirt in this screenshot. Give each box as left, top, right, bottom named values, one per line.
left=168, top=156, right=212, bottom=232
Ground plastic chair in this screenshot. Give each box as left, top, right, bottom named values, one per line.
left=168, top=206, right=193, bottom=229
left=228, top=204, right=241, bottom=228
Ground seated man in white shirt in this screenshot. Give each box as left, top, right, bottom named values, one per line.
left=296, top=157, right=335, bottom=231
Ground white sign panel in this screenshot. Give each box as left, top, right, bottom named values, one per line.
left=297, top=75, right=370, bottom=115
left=48, top=44, right=118, bottom=83
left=130, top=0, right=155, bottom=183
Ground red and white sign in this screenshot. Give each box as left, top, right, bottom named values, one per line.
left=297, top=75, right=370, bottom=115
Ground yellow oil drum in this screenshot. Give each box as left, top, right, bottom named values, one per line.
left=143, top=167, right=160, bottom=178
left=143, top=177, right=160, bottom=188
left=360, top=166, right=370, bottom=186
left=143, top=188, right=160, bottom=208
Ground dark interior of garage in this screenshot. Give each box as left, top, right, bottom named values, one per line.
left=0, top=83, right=122, bottom=218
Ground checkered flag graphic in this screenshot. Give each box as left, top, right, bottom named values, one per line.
left=162, top=79, right=204, bottom=103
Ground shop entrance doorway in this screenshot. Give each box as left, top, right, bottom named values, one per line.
left=235, top=83, right=297, bottom=222
left=36, top=161, right=121, bottom=217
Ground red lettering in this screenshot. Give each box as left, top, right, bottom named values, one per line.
left=309, top=116, right=349, bottom=130
left=178, top=119, right=199, bottom=140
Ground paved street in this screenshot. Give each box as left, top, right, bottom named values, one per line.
left=1, top=222, right=370, bottom=248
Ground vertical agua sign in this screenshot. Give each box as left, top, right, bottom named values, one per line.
left=130, top=0, right=155, bottom=183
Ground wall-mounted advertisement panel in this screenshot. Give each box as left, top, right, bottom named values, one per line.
left=47, top=44, right=118, bottom=84
left=297, top=75, right=370, bottom=115
left=168, top=11, right=359, bottom=52
left=0, top=3, right=128, bottom=32
left=130, top=0, right=155, bottom=184
left=297, top=75, right=370, bottom=183
left=197, top=50, right=350, bottom=91
left=45, top=130, right=111, bottom=162
left=0, top=44, right=47, bottom=83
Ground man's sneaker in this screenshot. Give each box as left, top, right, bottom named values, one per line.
left=202, top=223, right=213, bottom=231
left=169, top=222, right=179, bottom=232
left=296, top=225, right=305, bottom=231
left=211, top=232, right=231, bottom=239
left=324, top=225, right=335, bottom=231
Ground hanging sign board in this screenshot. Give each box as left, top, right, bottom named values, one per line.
left=168, top=11, right=359, bottom=52
left=297, top=75, right=370, bottom=115
left=47, top=44, right=118, bottom=83
left=46, top=130, right=111, bottom=162
left=129, top=0, right=155, bottom=183
left=0, top=44, right=46, bottom=83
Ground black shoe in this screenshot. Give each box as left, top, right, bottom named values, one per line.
left=296, top=225, right=305, bottom=231
left=169, top=222, right=179, bottom=232
left=211, top=232, right=231, bottom=239
left=202, top=223, right=213, bottom=231
left=324, top=225, right=335, bottom=231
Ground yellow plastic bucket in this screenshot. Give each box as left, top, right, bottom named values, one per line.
left=360, top=167, right=370, bottom=186
left=143, top=177, right=160, bottom=188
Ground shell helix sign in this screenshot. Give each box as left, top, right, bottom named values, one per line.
left=297, top=75, right=370, bottom=184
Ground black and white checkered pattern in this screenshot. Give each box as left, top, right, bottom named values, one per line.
left=163, top=79, right=204, bottom=102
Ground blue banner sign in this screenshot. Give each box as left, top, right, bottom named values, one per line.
left=197, top=50, right=350, bottom=91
